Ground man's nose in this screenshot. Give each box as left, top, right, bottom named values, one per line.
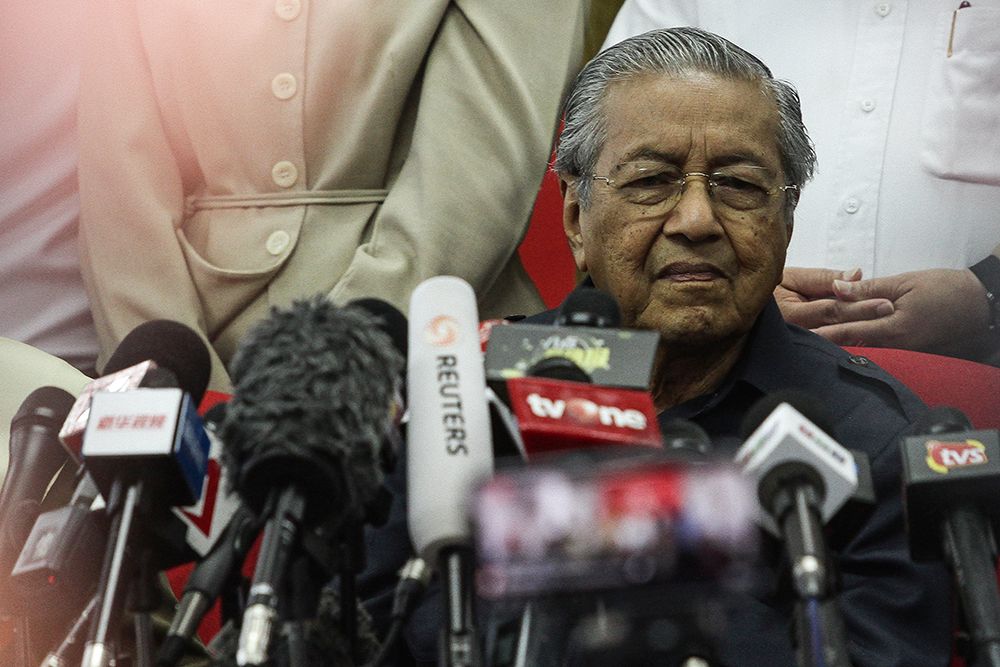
left=662, top=177, right=722, bottom=242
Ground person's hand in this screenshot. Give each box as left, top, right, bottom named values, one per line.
left=813, top=268, right=993, bottom=359
left=775, top=266, right=894, bottom=329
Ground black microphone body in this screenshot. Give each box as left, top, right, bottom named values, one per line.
left=0, top=386, right=76, bottom=597
left=156, top=503, right=260, bottom=667
left=902, top=407, right=1000, bottom=667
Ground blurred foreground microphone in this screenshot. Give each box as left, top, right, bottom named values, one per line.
left=484, top=287, right=660, bottom=392
left=220, top=296, right=402, bottom=666
left=0, top=386, right=76, bottom=598
left=901, top=407, right=1000, bottom=666
left=407, top=276, right=492, bottom=667
left=737, top=393, right=857, bottom=667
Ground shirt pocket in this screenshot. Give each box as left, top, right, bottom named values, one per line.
left=920, top=7, right=1000, bottom=185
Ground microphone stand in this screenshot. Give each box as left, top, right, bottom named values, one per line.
left=778, top=486, right=852, bottom=667
left=83, top=480, right=143, bottom=667
left=943, top=503, right=1000, bottom=667
left=439, top=545, right=482, bottom=667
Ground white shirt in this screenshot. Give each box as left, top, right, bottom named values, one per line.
left=604, top=0, right=1000, bottom=278
left=0, top=2, right=99, bottom=372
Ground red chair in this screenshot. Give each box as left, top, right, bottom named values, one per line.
left=843, top=347, right=1000, bottom=429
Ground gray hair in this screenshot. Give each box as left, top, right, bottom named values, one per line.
left=554, top=27, right=816, bottom=223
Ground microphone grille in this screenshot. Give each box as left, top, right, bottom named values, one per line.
left=221, top=296, right=404, bottom=517
left=740, top=390, right=836, bottom=441
left=556, top=287, right=621, bottom=328
left=11, top=386, right=77, bottom=428
left=102, top=319, right=211, bottom=403
left=911, top=405, right=973, bottom=435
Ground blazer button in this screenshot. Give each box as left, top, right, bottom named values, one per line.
left=266, top=230, right=291, bottom=256
left=271, top=73, right=297, bottom=100
left=271, top=161, right=298, bottom=188
left=275, top=0, right=301, bottom=21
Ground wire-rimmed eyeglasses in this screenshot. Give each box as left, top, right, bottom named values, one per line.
left=589, top=161, right=798, bottom=213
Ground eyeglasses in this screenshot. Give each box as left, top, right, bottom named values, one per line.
left=589, top=161, right=798, bottom=213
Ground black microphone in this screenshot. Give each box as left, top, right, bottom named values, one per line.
left=901, top=406, right=1000, bottom=667
left=101, top=319, right=211, bottom=401
left=219, top=296, right=403, bottom=666
left=484, top=287, right=660, bottom=392
left=0, top=387, right=76, bottom=600
left=156, top=505, right=261, bottom=667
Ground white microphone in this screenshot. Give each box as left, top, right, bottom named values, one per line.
left=735, top=401, right=857, bottom=537
left=407, top=276, right=492, bottom=667
left=735, top=396, right=858, bottom=667
left=407, top=276, right=493, bottom=558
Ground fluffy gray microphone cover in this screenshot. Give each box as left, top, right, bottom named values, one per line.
left=219, top=296, right=403, bottom=527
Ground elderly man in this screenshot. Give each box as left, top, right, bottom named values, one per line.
left=544, top=27, right=950, bottom=666
left=363, top=27, right=951, bottom=666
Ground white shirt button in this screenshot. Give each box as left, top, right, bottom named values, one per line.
left=266, top=230, right=291, bottom=256
left=844, top=198, right=861, bottom=214
left=875, top=3, right=891, bottom=17
left=271, top=73, right=297, bottom=100
left=271, top=161, right=298, bottom=188
left=860, top=99, right=877, bottom=113
left=275, top=0, right=301, bottom=21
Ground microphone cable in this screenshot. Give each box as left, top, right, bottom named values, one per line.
left=365, top=557, right=431, bottom=667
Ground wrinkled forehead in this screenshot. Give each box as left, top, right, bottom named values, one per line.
left=598, top=72, right=783, bottom=173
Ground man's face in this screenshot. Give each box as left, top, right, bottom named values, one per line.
left=562, top=73, right=792, bottom=348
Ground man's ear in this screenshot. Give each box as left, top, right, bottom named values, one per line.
left=560, top=177, right=588, bottom=273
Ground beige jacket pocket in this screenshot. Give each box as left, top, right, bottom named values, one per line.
left=176, top=205, right=304, bottom=335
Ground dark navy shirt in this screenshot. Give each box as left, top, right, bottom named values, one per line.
left=360, top=288, right=952, bottom=667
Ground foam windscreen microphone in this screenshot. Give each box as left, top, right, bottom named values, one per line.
left=219, top=296, right=403, bottom=666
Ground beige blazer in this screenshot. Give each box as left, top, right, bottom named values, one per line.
left=78, top=1, right=586, bottom=391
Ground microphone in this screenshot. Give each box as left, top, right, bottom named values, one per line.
left=407, top=276, right=492, bottom=667
left=0, top=386, right=76, bottom=596
left=8, top=474, right=106, bottom=616
left=156, top=505, right=261, bottom=667
left=736, top=392, right=858, bottom=667
left=76, top=323, right=213, bottom=667
left=900, top=407, right=1000, bottom=666
left=80, top=385, right=212, bottom=667
left=219, top=296, right=403, bottom=666
left=484, top=287, right=660, bottom=392
left=503, top=375, right=662, bottom=459
left=59, top=319, right=211, bottom=458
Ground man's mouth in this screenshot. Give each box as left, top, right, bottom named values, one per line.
left=658, top=262, right=726, bottom=282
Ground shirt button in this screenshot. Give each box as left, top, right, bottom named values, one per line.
left=271, top=161, right=298, bottom=188
left=266, top=230, right=291, bottom=256
left=275, top=0, right=301, bottom=21
left=860, top=99, right=876, bottom=113
left=843, top=198, right=860, bottom=214
left=875, top=3, right=891, bottom=17
left=271, top=73, right=297, bottom=100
